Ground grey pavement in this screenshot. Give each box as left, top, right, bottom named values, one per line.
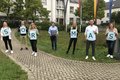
left=0, top=29, right=120, bottom=80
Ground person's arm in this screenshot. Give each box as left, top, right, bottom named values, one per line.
left=94, top=26, right=98, bottom=34
left=9, top=27, right=12, bottom=39
left=36, top=29, right=39, bottom=35
left=114, top=28, right=119, bottom=37
left=105, top=28, right=109, bottom=36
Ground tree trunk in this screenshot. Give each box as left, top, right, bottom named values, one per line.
left=63, top=0, right=68, bottom=31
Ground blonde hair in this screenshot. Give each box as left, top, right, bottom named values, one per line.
left=29, top=22, right=37, bottom=30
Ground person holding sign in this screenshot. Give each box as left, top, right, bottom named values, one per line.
left=19, top=21, right=28, bottom=50
left=66, top=22, right=78, bottom=55
left=84, top=20, right=98, bottom=60
left=0, top=22, right=13, bottom=54
left=106, top=23, right=118, bottom=58
left=48, top=22, right=58, bottom=50
left=28, top=23, right=39, bottom=56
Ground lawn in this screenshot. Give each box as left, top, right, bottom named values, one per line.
left=16, top=30, right=119, bottom=63
left=0, top=51, right=28, bottom=80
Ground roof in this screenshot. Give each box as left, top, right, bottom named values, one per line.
left=105, top=0, right=120, bottom=10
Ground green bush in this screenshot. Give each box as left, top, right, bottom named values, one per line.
left=36, top=21, right=65, bottom=31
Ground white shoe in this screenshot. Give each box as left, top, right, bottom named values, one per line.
left=10, top=51, right=13, bottom=54
left=92, top=56, right=96, bottom=61
left=34, top=53, right=37, bottom=57
left=5, top=50, right=9, bottom=53
left=107, top=54, right=110, bottom=57
left=110, top=55, right=113, bottom=58
left=85, top=56, right=88, bottom=59
left=32, top=52, right=35, bottom=55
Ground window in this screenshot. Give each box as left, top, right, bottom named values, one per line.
left=70, top=6, right=74, bottom=14
left=42, top=0, right=47, bottom=5
left=70, top=18, right=73, bottom=23
left=107, top=13, right=109, bottom=17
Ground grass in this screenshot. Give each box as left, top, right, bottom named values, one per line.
left=0, top=51, right=28, bottom=80
left=16, top=30, right=120, bottom=63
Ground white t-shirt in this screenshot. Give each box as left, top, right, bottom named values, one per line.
left=70, top=28, right=77, bottom=38
left=85, top=25, right=98, bottom=41
left=29, top=29, right=39, bottom=40
left=105, top=28, right=118, bottom=41
left=106, top=32, right=116, bottom=41
left=1, top=27, right=11, bottom=37
left=20, top=25, right=27, bottom=34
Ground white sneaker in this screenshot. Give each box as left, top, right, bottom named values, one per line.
left=34, top=53, right=37, bottom=57
left=85, top=56, right=88, bottom=59
left=32, top=52, right=35, bottom=55
left=10, top=51, right=13, bottom=54
left=110, top=55, right=113, bottom=58
left=107, top=54, right=110, bottom=57
left=5, top=50, right=9, bottom=53
left=92, top=56, right=96, bottom=61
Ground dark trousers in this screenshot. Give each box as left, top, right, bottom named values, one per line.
left=50, top=36, right=57, bottom=50
left=67, top=38, right=77, bottom=54
left=86, top=40, right=95, bottom=56
left=30, top=40, right=37, bottom=52
left=106, top=40, right=116, bottom=55
left=3, top=36, right=13, bottom=50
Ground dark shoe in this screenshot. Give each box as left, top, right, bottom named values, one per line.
left=20, top=48, right=23, bottom=51
left=25, top=47, right=28, bottom=50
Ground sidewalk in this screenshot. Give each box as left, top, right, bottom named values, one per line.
left=0, top=29, right=120, bottom=80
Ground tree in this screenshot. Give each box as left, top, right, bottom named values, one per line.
left=24, top=0, right=49, bottom=22
left=11, top=0, right=25, bottom=19
left=74, top=0, right=105, bottom=20
left=111, top=11, right=120, bottom=24
left=63, top=0, right=69, bottom=27
left=0, top=0, right=13, bottom=19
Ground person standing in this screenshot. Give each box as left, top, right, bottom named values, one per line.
left=66, top=21, right=78, bottom=55
left=48, top=22, right=58, bottom=50
left=84, top=20, right=98, bottom=60
left=19, top=21, right=28, bottom=50
left=28, top=22, right=39, bottom=56
left=106, top=23, right=118, bottom=58
left=0, top=22, right=13, bottom=53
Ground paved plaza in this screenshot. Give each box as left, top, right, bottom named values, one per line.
left=0, top=30, right=120, bottom=80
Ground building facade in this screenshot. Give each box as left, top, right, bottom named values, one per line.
left=42, top=0, right=79, bottom=25
left=102, top=0, right=120, bottom=23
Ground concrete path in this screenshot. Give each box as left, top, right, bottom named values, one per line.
left=0, top=29, right=120, bottom=80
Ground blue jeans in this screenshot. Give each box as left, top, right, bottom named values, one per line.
left=106, top=40, right=116, bottom=55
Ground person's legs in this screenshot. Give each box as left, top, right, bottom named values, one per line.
left=86, top=40, right=90, bottom=56
left=52, top=36, right=57, bottom=50
left=106, top=40, right=111, bottom=55
left=3, top=37, right=8, bottom=50
left=30, top=40, right=34, bottom=52
left=66, top=38, right=73, bottom=54
left=8, top=39, right=13, bottom=50
left=33, top=40, right=37, bottom=56
left=91, top=41, right=95, bottom=56
left=72, top=38, right=77, bottom=54
left=50, top=36, right=54, bottom=50
left=110, top=41, right=116, bottom=55
left=24, top=35, right=28, bottom=50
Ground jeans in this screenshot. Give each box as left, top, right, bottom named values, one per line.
left=3, top=36, right=13, bottom=50
left=86, top=40, right=95, bottom=56
left=106, top=40, right=116, bottom=55
left=50, top=36, right=57, bottom=50
left=30, top=40, right=37, bottom=52
left=67, top=38, right=77, bottom=54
